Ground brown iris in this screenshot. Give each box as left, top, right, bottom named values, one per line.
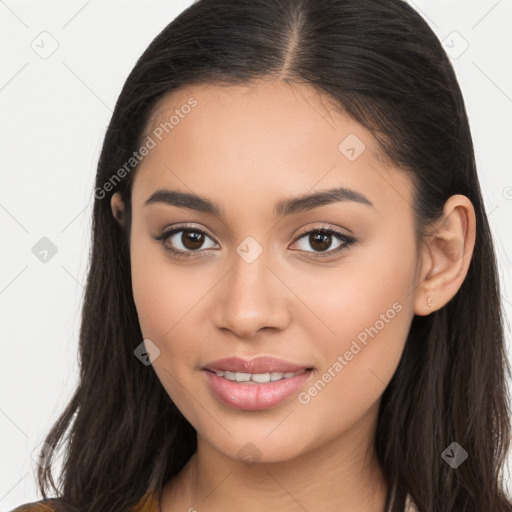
left=181, top=230, right=205, bottom=250
left=308, top=231, right=333, bottom=252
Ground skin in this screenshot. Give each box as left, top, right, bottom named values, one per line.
left=111, top=79, right=476, bottom=511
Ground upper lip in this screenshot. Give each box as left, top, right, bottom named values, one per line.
left=203, top=356, right=312, bottom=374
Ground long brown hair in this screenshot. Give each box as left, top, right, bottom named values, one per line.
left=28, top=0, right=512, bottom=510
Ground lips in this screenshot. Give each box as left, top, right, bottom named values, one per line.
left=204, top=367, right=313, bottom=411
left=202, top=356, right=315, bottom=410
left=203, top=356, right=312, bottom=374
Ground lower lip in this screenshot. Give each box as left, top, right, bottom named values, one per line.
left=203, top=369, right=312, bottom=411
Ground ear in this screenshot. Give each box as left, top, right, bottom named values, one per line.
left=414, top=194, right=476, bottom=316
left=111, top=192, right=125, bottom=227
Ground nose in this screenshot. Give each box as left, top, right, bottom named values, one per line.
left=212, top=246, right=290, bottom=340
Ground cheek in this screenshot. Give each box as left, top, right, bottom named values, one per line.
left=130, top=232, right=218, bottom=363
left=130, top=238, right=173, bottom=339
left=129, top=226, right=181, bottom=344
left=293, top=225, right=417, bottom=402
left=129, top=236, right=208, bottom=413
left=294, top=222, right=415, bottom=332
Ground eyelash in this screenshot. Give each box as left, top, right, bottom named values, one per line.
left=153, top=224, right=357, bottom=260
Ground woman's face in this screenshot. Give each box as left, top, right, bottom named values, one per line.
left=124, top=80, right=421, bottom=463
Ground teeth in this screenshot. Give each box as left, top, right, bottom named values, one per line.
left=252, top=373, right=271, bottom=383
left=214, top=369, right=306, bottom=383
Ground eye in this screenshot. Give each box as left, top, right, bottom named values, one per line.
left=153, top=225, right=218, bottom=259
left=153, top=223, right=357, bottom=260
left=290, top=225, right=357, bottom=258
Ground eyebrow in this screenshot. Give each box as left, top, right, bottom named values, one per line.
left=144, top=186, right=374, bottom=218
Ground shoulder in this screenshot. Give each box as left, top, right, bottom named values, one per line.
left=9, top=499, right=58, bottom=512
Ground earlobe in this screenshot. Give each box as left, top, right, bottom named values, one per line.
left=111, top=192, right=125, bottom=227
left=414, top=194, right=476, bottom=316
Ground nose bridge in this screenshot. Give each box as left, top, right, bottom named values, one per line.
left=214, top=235, right=289, bottom=337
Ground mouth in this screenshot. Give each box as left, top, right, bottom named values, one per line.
left=202, top=356, right=314, bottom=411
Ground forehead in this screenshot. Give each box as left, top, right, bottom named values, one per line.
left=132, top=80, right=412, bottom=217
left=141, top=80, right=387, bottom=161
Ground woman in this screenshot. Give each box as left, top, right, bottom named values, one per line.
left=11, top=0, right=512, bottom=510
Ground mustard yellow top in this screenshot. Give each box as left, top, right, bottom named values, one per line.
left=10, top=488, right=160, bottom=512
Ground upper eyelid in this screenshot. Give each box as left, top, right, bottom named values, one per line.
left=161, top=222, right=348, bottom=236
left=295, top=223, right=350, bottom=237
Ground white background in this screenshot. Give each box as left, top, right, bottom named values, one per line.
left=1, top=0, right=511, bottom=509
